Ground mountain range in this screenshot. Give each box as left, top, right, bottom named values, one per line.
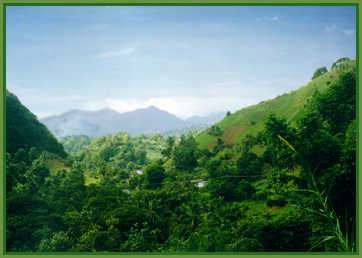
left=40, top=106, right=225, bottom=138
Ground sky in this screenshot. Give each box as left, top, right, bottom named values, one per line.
left=6, top=6, right=356, bottom=119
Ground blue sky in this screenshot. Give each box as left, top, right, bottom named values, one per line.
left=6, top=6, right=356, bottom=119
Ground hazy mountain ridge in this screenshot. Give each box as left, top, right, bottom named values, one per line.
left=184, top=112, right=225, bottom=126
left=40, top=106, right=225, bottom=138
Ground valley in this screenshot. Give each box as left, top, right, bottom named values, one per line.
left=5, top=58, right=356, bottom=252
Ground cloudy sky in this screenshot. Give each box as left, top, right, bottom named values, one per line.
left=6, top=6, right=356, bottom=119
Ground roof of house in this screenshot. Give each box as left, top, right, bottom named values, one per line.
left=190, top=179, right=204, bottom=183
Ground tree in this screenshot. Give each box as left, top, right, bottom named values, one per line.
left=38, top=231, right=73, bottom=251
left=295, top=112, right=341, bottom=179
left=263, top=114, right=297, bottom=169
left=330, top=120, right=356, bottom=240
left=331, top=57, right=350, bottom=70
left=162, top=136, right=175, bottom=158
left=235, top=180, right=256, bottom=201
left=99, top=145, right=117, bottom=162
left=172, top=136, right=198, bottom=171
left=120, top=222, right=160, bottom=252
left=145, top=160, right=166, bottom=189
left=313, top=71, right=356, bottom=135
left=239, top=134, right=256, bottom=153
left=24, top=159, right=50, bottom=191
left=60, top=163, right=86, bottom=212
left=208, top=125, right=223, bottom=137
left=312, top=67, right=328, bottom=79
left=236, top=152, right=262, bottom=181
left=135, top=149, right=147, bottom=165
left=206, top=157, right=249, bottom=201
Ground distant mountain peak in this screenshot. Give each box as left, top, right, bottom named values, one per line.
left=133, top=105, right=171, bottom=114
left=94, top=107, right=120, bottom=114
left=98, top=107, right=114, bottom=112
left=143, top=105, right=162, bottom=111
left=40, top=105, right=225, bottom=138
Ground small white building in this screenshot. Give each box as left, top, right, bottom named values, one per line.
left=136, top=169, right=143, bottom=175
left=197, top=181, right=207, bottom=188
left=190, top=179, right=207, bottom=188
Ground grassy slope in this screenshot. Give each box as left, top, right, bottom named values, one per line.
left=45, top=158, right=99, bottom=185
left=197, top=61, right=355, bottom=149
left=46, top=158, right=70, bottom=174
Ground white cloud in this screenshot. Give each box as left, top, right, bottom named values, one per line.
left=98, top=47, right=135, bottom=58
left=343, top=29, right=354, bottom=35
left=271, top=16, right=279, bottom=21
left=325, top=24, right=337, bottom=32
left=35, top=111, right=56, bottom=119
left=83, top=96, right=262, bottom=119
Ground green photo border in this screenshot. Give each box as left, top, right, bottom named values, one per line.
left=0, top=1, right=359, bottom=257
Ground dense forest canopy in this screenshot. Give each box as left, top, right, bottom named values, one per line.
left=6, top=58, right=356, bottom=252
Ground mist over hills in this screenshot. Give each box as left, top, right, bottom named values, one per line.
left=40, top=106, right=225, bottom=138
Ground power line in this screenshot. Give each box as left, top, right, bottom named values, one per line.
left=120, top=173, right=268, bottom=187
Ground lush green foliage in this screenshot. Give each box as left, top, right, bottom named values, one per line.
left=331, top=57, right=351, bottom=71
left=312, top=67, right=328, bottom=79
left=6, top=58, right=356, bottom=252
left=172, top=136, right=199, bottom=171
left=207, top=125, right=223, bottom=137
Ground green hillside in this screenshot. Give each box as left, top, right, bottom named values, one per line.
left=197, top=59, right=356, bottom=149
left=6, top=90, right=67, bottom=158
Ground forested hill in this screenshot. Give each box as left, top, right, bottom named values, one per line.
left=197, top=58, right=356, bottom=149
left=6, top=90, right=66, bottom=157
